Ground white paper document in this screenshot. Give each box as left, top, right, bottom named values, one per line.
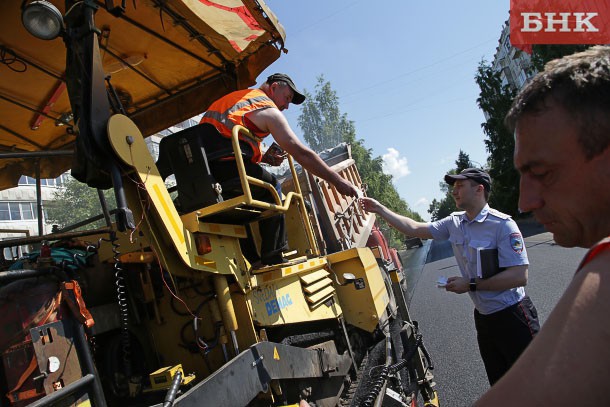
left=476, top=248, right=483, bottom=278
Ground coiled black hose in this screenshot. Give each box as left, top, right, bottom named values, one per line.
left=110, top=231, right=131, bottom=377
left=359, top=364, right=390, bottom=407
left=358, top=335, right=424, bottom=407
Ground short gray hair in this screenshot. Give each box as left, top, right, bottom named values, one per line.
left=505, top=46, right=610, bottom=160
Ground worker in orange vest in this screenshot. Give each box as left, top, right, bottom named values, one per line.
left=201, top=73, right=359, bottom=265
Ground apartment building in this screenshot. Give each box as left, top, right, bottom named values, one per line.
left=492, top=21, right=536, bottom=91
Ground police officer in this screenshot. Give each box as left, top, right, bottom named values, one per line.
left=359, top=168, right=539, bottom=385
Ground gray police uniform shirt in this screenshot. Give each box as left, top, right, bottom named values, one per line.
left=429, top=204, right=528, bottom=315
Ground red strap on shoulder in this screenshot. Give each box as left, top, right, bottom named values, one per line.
left=576, top=237, right=610, bottom=272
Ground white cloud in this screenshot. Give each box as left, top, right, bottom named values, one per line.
left=381, top=148, right=410, bottom=180
left=414, top=197, right=429, bottom=208
left=439, top=155, right=453, bottom=165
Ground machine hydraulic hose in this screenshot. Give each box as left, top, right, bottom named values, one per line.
left=358, top=334, right=425, bottom=407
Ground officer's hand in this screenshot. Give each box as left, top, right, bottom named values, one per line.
left=359, top=197, right=381, bottom=213
left=445, top=276, right=469, bottom=294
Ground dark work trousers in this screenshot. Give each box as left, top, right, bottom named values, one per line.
left=474, top=295, right=540, bottom=385
left=208, top=159, right=287, bottom=263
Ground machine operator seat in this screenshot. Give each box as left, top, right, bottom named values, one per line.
left=155, top=123, right=266, bottom=224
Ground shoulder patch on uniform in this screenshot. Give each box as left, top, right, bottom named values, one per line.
left=510, top=233, right=524, bottom=253
left=488, top=208, right=511, bottom=220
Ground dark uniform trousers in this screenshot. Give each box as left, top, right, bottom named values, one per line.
left=474, top=295, right=540, bottom=385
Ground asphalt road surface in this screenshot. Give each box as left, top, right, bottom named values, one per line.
left=398, top=226, right=588, bottom=407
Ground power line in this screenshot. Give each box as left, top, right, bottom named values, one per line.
left=287, top=1, right=363, bottom=37
left=341, top=57, right=476, bottom=106
left=358, top=96, right=470, bottom=124
left=341, top=38, right=495, bottom=99
left=354, top=67, right=474, bottom=122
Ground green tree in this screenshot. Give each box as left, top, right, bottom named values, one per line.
left=297, top=76, right=422, bottom=247
left=427, top=150, right=472, bottom=221
left=46, top=175, right=115, bottom=230
left=530, top=44, right=592, bottom=73
left=346, top=133, right=423, bottom=245
left=475, top=46, right=593, bottom=217
left=475, top=60, right=519, bottom=216
left=298, top=75, right=355, bottom=152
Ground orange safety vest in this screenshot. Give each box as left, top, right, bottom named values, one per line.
left=200, top=89, right=277, bottom=163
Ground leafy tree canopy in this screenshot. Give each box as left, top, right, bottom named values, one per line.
left=299, top=75, right=356, bottom=152
left=475, top=45, right=594, bottom=217
left=475, top=60, right=519, bottom=216
left=428, top=150, right=472, bottom=221
left=46, top=175, right=115, bottom=230
left=530, top=44, right=592, bottom=73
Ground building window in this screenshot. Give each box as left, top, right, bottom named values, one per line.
left=18, top=175, right=67, bottom=187
left=0, top=202, right=39, bottom=221
left=147, top=141, right=160, bottom=160
left=503, top=37, right=511, bottom=54
left=3, top=246, right=29, bottom=260
left=21, top=203, right=34, bottom=220
left=18, top=176, right=33, bottom=185
left=518, top=69, right=528, bottom=87
left=500, top=73, right=509, bottom=87
left=157, top=128, right=172, bottom=137
left=56, top=174, right=69, bottom=186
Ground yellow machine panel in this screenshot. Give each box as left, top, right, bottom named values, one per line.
left=327, top=248, right=390, bottom=332
left=148, top=364, right=195, bottom=391
left=248, top=267, right=343, bottom=326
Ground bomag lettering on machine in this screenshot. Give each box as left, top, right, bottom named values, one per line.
left=0, top=1, right=439, bottom=406
left=265, top=294, right=293, bottom=316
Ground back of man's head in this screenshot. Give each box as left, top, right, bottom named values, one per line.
left=506, top=46, right=610, bottom=160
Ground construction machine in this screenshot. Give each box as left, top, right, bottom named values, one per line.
left=0, top=1, right=438, bottom=406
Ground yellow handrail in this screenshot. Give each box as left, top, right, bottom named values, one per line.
left=187, top=125, right=318, bottom=256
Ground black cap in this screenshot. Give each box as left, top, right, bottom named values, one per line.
left=444, top=168, right=492, bottom=191
left=266, top=73, right=306, bottom=105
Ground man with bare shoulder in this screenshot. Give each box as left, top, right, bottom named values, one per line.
left=475, top=46, right=610, bottom=406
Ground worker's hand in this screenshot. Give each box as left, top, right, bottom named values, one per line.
left=359, top=197, right=381, bottom=213
left=335, top=179, right=360, bottom=198
left=445, top=276, right=469, bottom=294
left=261, top=146, right=287, bottom=166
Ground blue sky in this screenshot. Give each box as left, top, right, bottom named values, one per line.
left=257, top=1, right=511, bottom=220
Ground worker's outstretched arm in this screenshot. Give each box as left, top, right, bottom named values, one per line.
left=251, top=108, right=358, bottom=197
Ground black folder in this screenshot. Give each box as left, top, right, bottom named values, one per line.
left=477, top=248, right=506, bottom=279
